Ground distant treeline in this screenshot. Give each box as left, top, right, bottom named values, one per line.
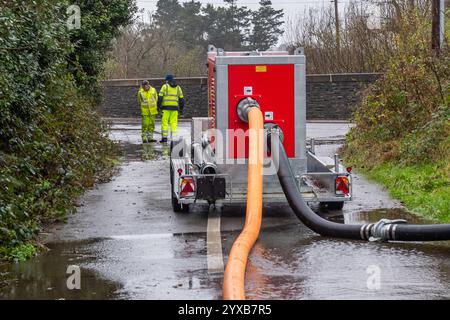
left=106, top=0, right=284, bottom=78
left=107, top=0, right=449, bottom=78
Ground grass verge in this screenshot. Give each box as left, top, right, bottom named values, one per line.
left=360, top=161, right=449, bottom=223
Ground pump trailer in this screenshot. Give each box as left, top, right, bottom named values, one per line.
left=170, top=46, right=352, bottom=212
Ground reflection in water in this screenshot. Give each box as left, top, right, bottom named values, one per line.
left=142, top=143, right=171, bottom=161
left=142, top=144, right=159, bottom=161
left=344, top=208, right=430, bottom=225
left=245, top=243, right=272, bottom=300
left=79, top=233, right=222, bottom=300
left=0, top=240, right=122, bottom=300
left=240, top=222, right=450, bottom=300
left=120, top=142, right=170, bottom=162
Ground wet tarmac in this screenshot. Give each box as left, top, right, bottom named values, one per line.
left=1, top=120, right=449, bottom=300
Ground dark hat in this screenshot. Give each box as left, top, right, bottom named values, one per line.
left=165, top=74, right=174, bottom=82
left=142, top=80, right=149, bottom=86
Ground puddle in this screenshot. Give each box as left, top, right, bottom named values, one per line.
left=0, top=232, right=223, bottom=300
left=344, top=207, right=432, bottom=224
left=0, top=240, right=123, bottom=300
left=323, top=207, right=430, bottom=225
left=222, top=218, right=450, bottom=300
left=120, top=142, right=170, bottom=162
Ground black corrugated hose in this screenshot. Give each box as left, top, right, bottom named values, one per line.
left=269, top=131, right=450, bottom=242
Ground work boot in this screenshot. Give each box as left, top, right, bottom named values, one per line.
left=160, top=137, right=168, bottom=143
left=142, top=137, right=148, bottom=144
left=148, top=138, right=157, bottom=143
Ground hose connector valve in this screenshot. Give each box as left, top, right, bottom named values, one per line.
left=369, top=219, right=407, bottom=242
left=237, top=98, right=260, bottom=123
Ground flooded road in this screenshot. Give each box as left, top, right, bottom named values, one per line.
left=242, top=212, right=450, bottom=300
left=1, top=119, right=449, bottom=300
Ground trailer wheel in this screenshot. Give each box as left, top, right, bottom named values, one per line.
left=170, top=157, right=189, bottom=213
left=320, top=201, right=344, bottom=211
left=172, top=191, right=189, bottom=213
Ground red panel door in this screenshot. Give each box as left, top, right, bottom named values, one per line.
left=227, top=64, right=295, bottom=158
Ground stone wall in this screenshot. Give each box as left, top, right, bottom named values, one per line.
left=306, top=73, right=380, bottom=120
left=98, top=73, right=381, bottom=120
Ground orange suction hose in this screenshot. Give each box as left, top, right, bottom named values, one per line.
left=223, top=107, right=264, bottom=300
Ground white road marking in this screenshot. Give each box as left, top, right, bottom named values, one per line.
left=207, top=209, right=224, bottom=274
left=109, top=210, right=224, bottom=274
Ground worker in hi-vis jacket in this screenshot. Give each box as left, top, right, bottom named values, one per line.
left=157, top=74, right=185, bottom=143
left=137, top=80, right=158, bottom=143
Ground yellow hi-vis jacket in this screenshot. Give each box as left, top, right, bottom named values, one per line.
left=138, top=86, right=158, bottom=116
left=159, top=84, right=184, bottom=111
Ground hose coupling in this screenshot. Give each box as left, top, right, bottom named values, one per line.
left=236, top=97, right=260, bottom=123
left=368, top=219, right=407, bottom=242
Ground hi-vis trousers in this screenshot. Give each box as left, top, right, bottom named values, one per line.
left=161, top=110, right=178, bottom=138
left=141, top=114, right=156, bottom=140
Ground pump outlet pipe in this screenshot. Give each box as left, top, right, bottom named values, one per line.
left=223, top=98, right=264, bottom=300
left=269, top=130, right=450, bottom=242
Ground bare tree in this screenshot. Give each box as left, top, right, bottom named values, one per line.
left=283, top=0, right=433, bottom=74
left=106, top=10, right=206, bottom=79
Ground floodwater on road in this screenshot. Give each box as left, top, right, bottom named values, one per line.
left=241, top=210, right=450, bottom=300
left=1, top=120, right=449, bottom=300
